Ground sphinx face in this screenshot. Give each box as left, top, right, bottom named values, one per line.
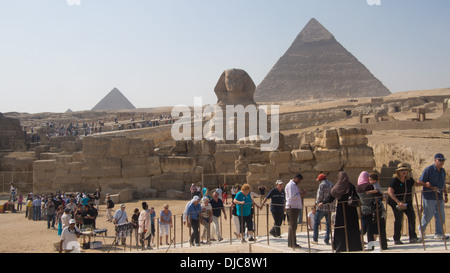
left=224, top=69, right=244, bottom=93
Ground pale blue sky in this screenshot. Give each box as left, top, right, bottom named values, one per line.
left=1, top=0, right=449, bottom=113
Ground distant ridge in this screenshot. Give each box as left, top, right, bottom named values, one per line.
left=254, top=18, right=391, bottom=103
left=91, top=87, right=136, bottom=111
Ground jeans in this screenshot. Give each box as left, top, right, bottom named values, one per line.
left=47, top=214, right=56, bottom=228
left=420, top=198, right=446, bottom=236
left=33, top=206, right=41, bottom=221
left=313, top=209, right=331, bottom=243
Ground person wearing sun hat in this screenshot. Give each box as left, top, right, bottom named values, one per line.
left=387, top=162, right=421, bottom=244
left=417, top=153, right=448, bottom=240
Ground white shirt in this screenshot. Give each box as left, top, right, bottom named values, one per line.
left=113, top=209, right=128, bottom=224
left=61, top=226, right=80, bottom=251
left=285, top=180, right=302, bottom=209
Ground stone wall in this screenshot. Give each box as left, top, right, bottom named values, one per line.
left=31, top=127, right=375, bottom=199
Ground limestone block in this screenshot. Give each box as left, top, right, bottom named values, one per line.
left=341, top=146, right=375, bottom=168
left=118, top=190, right=134, bottom=203
left=81, top=158, right=122, bottom=178
left=214, top=163, right=235, bottom=174
left=183, top=172, right=201, bottom=183
left=72, top=151, right=84, bottom=162
left=214, top=150, right=238, bottom=164
left=248, top=163, right=266, bottom=173
left=160, top=156, right=196, bottom=173
left=33, top=160, right=57, bottom=170
left=246, top=172, right=273, bottom=184
left=196, top=156, right=215, bottom=174
left=337, top=128, right=368, bottom=147
left=269, top=151, right=291, bottom=165
left=108, top=137, right=130, bottom=158
left=291, top=149, right=314, bottom=162
left=40, top=153, right=58, bottom=160
left=313, top=148, right=342, bottom=172
left=238, top=147, right=270, bottom=163
left=166, top=189, right=190, bottom=199
left=55, top=155, right=73, bottom=164
left=129, top=138, right=154, bottom=156
left=150, top=173, right=185, bottom=191
left=315, top=129, right=340, bottom=149
left=61, top=141, right=82, bottom=152
left=82, top=137, right=111, bottom=159
left=146, top=156, right=162, bottom=176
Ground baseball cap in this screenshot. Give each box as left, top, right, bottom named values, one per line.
left=275, top=180, right=283, bottom=185
left=69, top=219, right=76, bottom=224
left=316, top=174, right=327, bottom=181
left=435, top=153, right=446, bottom=161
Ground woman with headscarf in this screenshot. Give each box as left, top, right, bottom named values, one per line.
left=356, top=171, right=388, bottom=250
left=319, top=171, right=362, bottom=252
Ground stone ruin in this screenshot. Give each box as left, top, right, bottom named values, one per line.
left=28, top=126, right=374, bottom=201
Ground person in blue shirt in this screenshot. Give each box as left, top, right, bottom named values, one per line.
left=417, top=153, right=448, bottom=240
left=233, top=183, right=260, bottom=243
left=186, top=196, right=202, bottom=246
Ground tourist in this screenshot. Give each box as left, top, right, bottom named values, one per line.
left=56, top=205, right=65, bottom=235
left=417, top=153, right=448, bottom=240
left=209, top=191, right=227, bottom=241
left=32, top=195, right=41, bottom=221
left=45, top=197, right=56, bottom=229
left=230, top=202, right=241, bottom=239
left=81, top=205, right=95, bottom=230
left=183, top=196, right=199, bottom=225
left=387, top=163, right=421, bottom=244
left=74, top=204, right=83, bottom=229
left=149, top=207, right=156, bottom=246
left=159, top=204, right=172, bottom=245
left=93, top=188, right=101, bottom=210
left=356, top=171, right=388, bottom=250
left=26, top=196, right=33, bottom=220
left=59, top=219, right=80, bottom=253
left=113, top=204, right=128, bottom=245
left=138, top=202, right=152, bottom=250
left=320, top=171, right=362, bottom=252
left=105, top=194, right=114, bottom=222
left=186, top=196, right=201, bottom=246
left=88, top=203, right=98, bottom=229
left=222, top=184, right=228, bottom=204
left=313, top=174, right=334, bottom=245
left=307, top=206, right=316, bottom=231
left=233, top=183, right=258, bottom=243
left=131, top=208, right=140, bottom=246
left=65, top=198, right=77, bottom=218
left=200, top=197, right=212, bottom=244
left=61, top=208, right=72, bottom=231
left=260, top=180, right=285, bottom=238
left=285, top=174, right=304, bottom=248
left=17, top=193, right=23, bottom=211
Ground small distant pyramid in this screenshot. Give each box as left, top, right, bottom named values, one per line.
left=254, top=18, right=391, bottom=102
left=91, top=87, right=136, bottom=111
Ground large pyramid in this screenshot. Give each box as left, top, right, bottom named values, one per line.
left=91, top=87, right=136, bottom=111
left=254, top=18, right=391, bottom=102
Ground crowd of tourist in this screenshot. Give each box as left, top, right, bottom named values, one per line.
left=4, top=153, right=447, bottom=253
left=25, top=114, right=177, bottom=143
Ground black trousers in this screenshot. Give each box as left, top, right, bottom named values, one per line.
left=270, top=208, right=284, bottom=237
left=190, top=219, right=200, bottom=244
left=389, top=202, right=418, bottom=241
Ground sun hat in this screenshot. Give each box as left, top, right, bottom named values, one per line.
left=396, top=162, right=412, bottom=172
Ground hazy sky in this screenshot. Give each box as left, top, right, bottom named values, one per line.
left=1, top=0, right=449, bottom=113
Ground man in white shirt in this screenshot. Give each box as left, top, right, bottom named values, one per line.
left=285, top=174, right=304, bottom=248
left=60, top=219, right=80, bottom=253
left=113, top=204, right=129, bottom=245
